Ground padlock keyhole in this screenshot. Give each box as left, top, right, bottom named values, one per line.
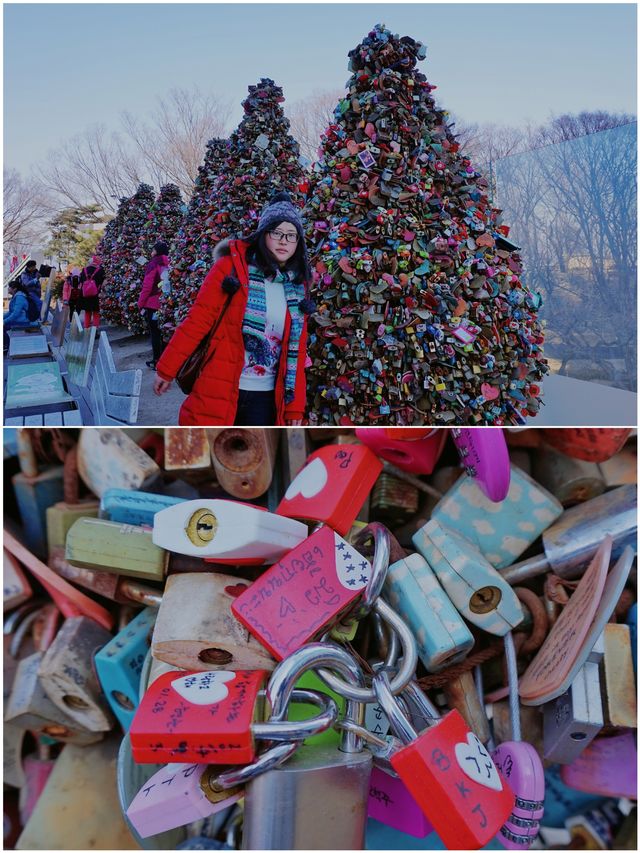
left=111, top=690, right=135, bottom=711
left=62, top=694, right=91, bottom=710
left=186, top=509, right=218, bottom=546
left=469, top=585, right=502, bottom=614
left=199, top=648, right=233, bottom=665
left=570, top=731, right=587, bottom=741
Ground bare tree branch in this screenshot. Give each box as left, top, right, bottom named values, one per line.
left=3, top=168, right=53, bottom=253
left=288, top=89, right=344, bottom=162
left=37, top=124, right=143, bottom=214
left=120, top=86, right=232, bottom=198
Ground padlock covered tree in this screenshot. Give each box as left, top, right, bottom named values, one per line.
left=107, top=183, right=156, bottom=334
left=121, top=183, right=185, bottom=334
left=156, top=138, right=228, bottom=335
left=159, top=79, right=306, bottom=332
left=304, top=24, right=547, bottom=426
left=98, top=195, right=132, bottom=326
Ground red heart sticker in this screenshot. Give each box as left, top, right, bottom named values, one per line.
left=481, top=383, right=500, bottom=401
left=224, top=584, right=249, bottom=598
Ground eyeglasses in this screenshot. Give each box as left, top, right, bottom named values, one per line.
left=268, top=229, right=299, bottom=244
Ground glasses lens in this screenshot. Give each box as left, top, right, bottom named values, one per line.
left=271, top=230, right=297, bottom=243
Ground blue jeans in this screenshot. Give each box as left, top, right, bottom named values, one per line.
left=234, top=389, right=276, bottom=425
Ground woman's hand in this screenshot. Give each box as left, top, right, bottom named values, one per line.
left=286, top=418, right=303, bottom=426
left=154, top=376, right=172, bottom=396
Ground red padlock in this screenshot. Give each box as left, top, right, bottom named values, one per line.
left=130, top=669, right=267, bottom=764
left=276, top=444, right=382, bottom=535
left=355, top=428, right=446, bottom=474
left=375, top=673, right=515, bottom=850
left=542, top=429, right=632, bottom=463
left=232, top=525, right=372, bottom=660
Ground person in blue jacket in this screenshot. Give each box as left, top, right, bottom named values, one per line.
left=3, top=279, right=39, bottom=349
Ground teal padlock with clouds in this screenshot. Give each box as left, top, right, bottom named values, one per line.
left=412, top=520, right=524, bottom=636
left=431, top=465, right=563, bottom=568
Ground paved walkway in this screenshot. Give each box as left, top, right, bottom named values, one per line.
left=106, top=326, right=184, bottom=425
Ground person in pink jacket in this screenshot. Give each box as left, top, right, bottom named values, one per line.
left=138, top=241, right=169, bottom=368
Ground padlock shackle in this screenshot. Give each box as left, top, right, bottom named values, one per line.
left=336, top=718, right=402, bottom=773
left=266, top=642, right=366, bottom=752
left=352, top=522, right=391, bottom=618
left=253, top=688, right=338, bottom=742
left=373, top=671, right=419, bottom=745
left=504, top=631, right=521, bottom=742
left=317, top=598, right=418, bottom=703
left=216, top=740, right=300, bottom=789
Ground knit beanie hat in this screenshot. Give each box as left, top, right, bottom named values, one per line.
left=153, top=241, right=169, bottom=256
left=257, top=192, right=304, bottom=241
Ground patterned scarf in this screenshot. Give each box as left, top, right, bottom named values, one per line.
left=245, top=264, right=305, bottom=403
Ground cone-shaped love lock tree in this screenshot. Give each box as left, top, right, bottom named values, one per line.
left=122, top=183, right=185, bottom=334
left=304, top=24, right=547, bottom=426
left=157, top=138, right=228, bottom=335
left=107, top=183, right=156, bottom=334
left=159, top=78, right=306, bottom=332
left=99, top=195, right=132, bottom=326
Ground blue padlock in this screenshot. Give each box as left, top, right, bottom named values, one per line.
left=100, top=489, right=186, bottom=527
left=384, top=552, right=474, bottom=671
left=94, top=607, right=157, bottom=730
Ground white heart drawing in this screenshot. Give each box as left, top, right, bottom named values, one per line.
left=455, top=732, right=503, bottom=791
left=171, top=671, right=236, bottom=706
left=284, top=457, right=328, bottom=501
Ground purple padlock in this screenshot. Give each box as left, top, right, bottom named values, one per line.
left=368, top=765, right=433, bottom=838
left=492, top=742, right=545, bottom=848
left=451, top=428, right=511, bottom=502
left=126, top=762, right=241, bottom=838
left=491, top=632, right=545, bottom=849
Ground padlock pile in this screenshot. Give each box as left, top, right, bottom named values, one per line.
left=156, top=138, right=229, bottom=335
left=116, top=183, right=186, bottom=334
left=97, top=196, right=131, bottom=326
left=304, top=24, right=548, bottom=426
left=159, top=79, right=307, bottom=330
left=3, top=427, right=636, bottom=850
left=101, top=183, right=156, bottom=333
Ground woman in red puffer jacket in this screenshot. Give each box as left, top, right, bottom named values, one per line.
left=153, top=192, right=313, bottom=426
left=138, top=241, right=170, bottom=369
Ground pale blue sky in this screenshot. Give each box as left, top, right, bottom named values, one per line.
left=4, top=3, right=637, bottom=176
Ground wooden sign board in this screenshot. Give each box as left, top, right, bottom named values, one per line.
left=5, top=362, right=73, bottom=410
left=50, top=303, right=70, bottom=348
left=8, top=334, right=49, bottom=358
left=65, top=313, right=96, bottom=387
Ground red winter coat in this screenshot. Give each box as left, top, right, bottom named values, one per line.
left=156, top=239, right=308, bottom=425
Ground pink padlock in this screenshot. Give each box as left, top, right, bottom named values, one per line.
left=126, top=763, right=242, bottom=838
left=19, top=745, right=56, bottom=826
left=560, top=730, right=637, bottom=799
left=368, top=766, right=433, bottom=838
left=451, top=428, right=511, bottom=502
left=491, top=633, right=545, bottom=850
left=355, top=428, right=446, bottom=474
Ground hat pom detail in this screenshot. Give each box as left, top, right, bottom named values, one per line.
left=270, top=191, right=291, bottom=204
